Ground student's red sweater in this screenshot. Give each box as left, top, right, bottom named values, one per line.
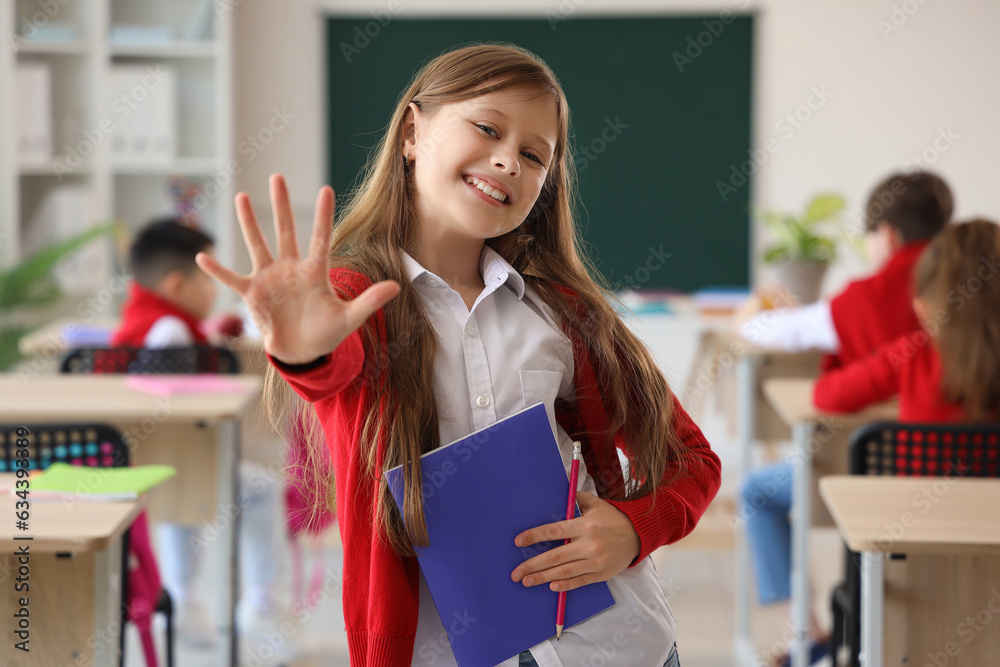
left=111, top=282, right=207, bottom=347
left=823, top=241, right=929, bottom=372
left=813, top=330, right=964, bottom=421
left=268, top=268, right=722, bottom=667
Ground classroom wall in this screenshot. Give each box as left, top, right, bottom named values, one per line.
left=230, top=0, right=1000, bottom=296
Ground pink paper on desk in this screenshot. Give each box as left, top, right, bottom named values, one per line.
left=125, top=375, right=246, bottom=396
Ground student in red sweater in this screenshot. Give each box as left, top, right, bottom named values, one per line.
left=814, top=218, right=1000, bottom=422
left=196, top=44, right=721, bottom=667
left=112, top=219, right=283, bottom=651
left=740, top=171, right=954, bottom=371
left=738, top=171, right=954, bottom=667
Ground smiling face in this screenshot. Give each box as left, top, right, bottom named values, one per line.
left=402, top=85, right=559, bottom=247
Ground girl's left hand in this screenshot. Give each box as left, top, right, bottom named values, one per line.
left=511, top=491, right=640, bottom=592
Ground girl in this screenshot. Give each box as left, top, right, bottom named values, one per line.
left=813, top=218, right=1000, bottom=420
left=196, top=43, right=721, bottom=667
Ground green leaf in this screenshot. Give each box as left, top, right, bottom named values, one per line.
left=803, top=194, right=846, bottom=225
left=0, top=223, right=116, bottom=312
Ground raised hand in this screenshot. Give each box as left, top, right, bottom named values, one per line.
left=195, top=174, right=400, bottom=365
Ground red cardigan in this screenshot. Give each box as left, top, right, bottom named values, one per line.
left=813, top=330, right=964, bottom=422
left=823, top=241, right=928, bottom=372
left=111, top=282, right=207, bottom=346
left=269, top=268, right=722, bottom=667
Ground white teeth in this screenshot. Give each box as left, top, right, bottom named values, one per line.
left=465, top=176, right=507, bottom=203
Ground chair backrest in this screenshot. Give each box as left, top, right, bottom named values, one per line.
left=0, top=422, right=129, bottom=472
left=60, top=345, right=239, bottom=375
left=849, top=421, right=1000, bottom=478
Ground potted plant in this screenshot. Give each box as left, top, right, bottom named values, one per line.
left=758, top=193, right=845, bottom=305
left=0, top=224, right=116, bottom=371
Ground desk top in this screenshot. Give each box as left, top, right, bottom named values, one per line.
left=0, top=475, right=144, bottom=553
left=763, top=377, right=898, bottom=425
left=820, top=476, right=1000, bottom=555
left=0, top=375, right=260, bottom=423
left=18, top=317, right=262, bottom=357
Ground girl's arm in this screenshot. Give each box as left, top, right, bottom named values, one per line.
left=812, top=333, right=910, bottom=413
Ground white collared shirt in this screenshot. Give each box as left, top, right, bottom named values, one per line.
left=403, top=245, right=676, bottom=667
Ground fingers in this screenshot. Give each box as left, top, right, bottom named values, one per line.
left=196, top=252, right=250, bottom=294
left=307, top=186, right=334, bottom=264
left=514, top=518, right=577, bottom=548
left=342, top=280, right=401, bottom=330
left=235, top=192, right=273, bottom=271
left=270, top=174, right=300, bottom=260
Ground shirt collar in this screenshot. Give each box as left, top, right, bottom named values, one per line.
left=401, top=245, right=525, bottom=300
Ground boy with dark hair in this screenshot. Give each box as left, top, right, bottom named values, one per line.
left=737, top=170, right=954, bottom=666
left=112, top=218, right=283, bottom=650
left=111, top=218, right=218, bottom=347
left=740, top=171, right=954, bottom=371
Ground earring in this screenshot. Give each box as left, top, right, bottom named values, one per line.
left=403, top=152, right=412, bottom=174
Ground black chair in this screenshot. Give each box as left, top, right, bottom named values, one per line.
left=829, top=421, right=1000, bottom=666
left=60, top=345, right=239, bottom=375
left=0, top=422, right=173, bottom=667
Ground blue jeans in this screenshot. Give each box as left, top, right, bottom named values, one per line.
left=739, top=461, right=794, bottom=605
left=518, top=641, right=680, bottom=666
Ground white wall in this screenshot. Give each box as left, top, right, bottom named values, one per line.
left=231, top=0, right=1000, bottom=294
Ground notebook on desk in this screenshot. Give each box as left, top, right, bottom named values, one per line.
left=384, top=402, right=616, bottom=667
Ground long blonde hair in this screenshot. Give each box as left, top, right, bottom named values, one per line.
left=268, top=42, right=689, bottom=557
left=914, top=218, right=1000, bottom=421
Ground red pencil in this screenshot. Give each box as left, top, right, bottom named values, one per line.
left=556, top=441, right=582, bottom=640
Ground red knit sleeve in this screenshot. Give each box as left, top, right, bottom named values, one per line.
left=813, top=334, right=910, bottom=412
left=604, top=393, right=722, bottom=564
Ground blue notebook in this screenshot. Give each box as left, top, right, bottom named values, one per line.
left=385, top=402, right=617, bottom=667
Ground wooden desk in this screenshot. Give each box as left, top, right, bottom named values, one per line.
left=0, top=375, right=260, bottom=667
left=762, top=378, right=897, bottom=667
left=0, top=473, right=144, bottom=666
left=820, top=476, right=1000, bottom=667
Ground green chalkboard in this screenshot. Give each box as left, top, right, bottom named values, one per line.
left=326, top=16, right=753, bottom=290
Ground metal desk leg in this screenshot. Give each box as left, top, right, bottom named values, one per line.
left=734, top=356, right=758, bottom=666
left=215, top=419, right=241, bottom=667
left=96, top=539, right=122, bottom=667
left=860, top=551, right=884, bottom=667
left=790, top=422, right=814, bottom=667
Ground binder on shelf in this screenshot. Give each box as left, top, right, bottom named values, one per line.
left=384, top=402, right=616, bottom=667
left=15, top=62, right=52, bottom=168
left=107, top=64, right=177, bottom=166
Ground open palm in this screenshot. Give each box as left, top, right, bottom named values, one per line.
left=196, top=174, right=400, bottom=365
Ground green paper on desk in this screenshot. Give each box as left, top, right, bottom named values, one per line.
left=27, top=462, right=176, bottom=500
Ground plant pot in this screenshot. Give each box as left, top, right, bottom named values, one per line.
left=770, top=260, right=828, bottom=305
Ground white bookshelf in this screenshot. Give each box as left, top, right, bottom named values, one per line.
left=1, top=0, right=234, bottom=309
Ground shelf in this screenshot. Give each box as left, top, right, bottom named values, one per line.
left=109, top=41, right=217, bottom=59
left=111, top=158, right=219, bottom=175
left=18, top=162, right=92, bottom=178
left=15, top=40, right=91, bottom=56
